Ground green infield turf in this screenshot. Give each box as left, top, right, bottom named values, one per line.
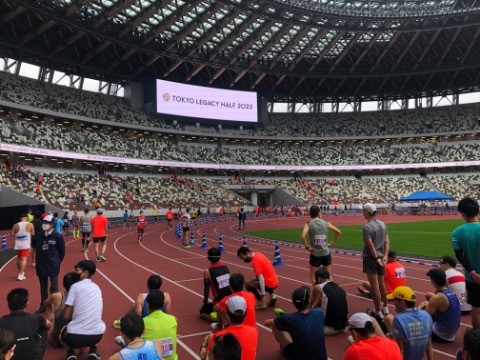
left=246, top=219, right=465, bottom=259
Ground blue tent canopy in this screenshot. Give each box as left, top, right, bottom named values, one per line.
left=400, top=191, right=454, bottom=202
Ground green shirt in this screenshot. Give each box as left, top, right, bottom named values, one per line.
left=452, top=222, right=480, bottom=283
left=143, top=310, right=178, bottom=360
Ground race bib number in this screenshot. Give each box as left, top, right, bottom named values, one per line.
left=314, top=234, right=327, bottom=246
left=42, top=243, right=49, bottom=251
left=15, top=235, right=30, bottom=250
left=216, top=274, right=230, bottom=289
left=395, top=268, right=406, bottom=278
left=82, top=223, right=90, bottom=229
left=160, top=337, right=174, bottom=357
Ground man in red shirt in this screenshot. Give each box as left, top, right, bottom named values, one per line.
left=237, top=246, right=279, bottom=309
left=137, top=211, right=147, bottom=244
left=213, top=273, right=257, bottom=330
left=200, top=296, right=258, bottom=360
left=166, top=208, right=173, bottom=230
left=358, top=250, right=406, bottom=299
left=90, top=208, right=108, bottom=262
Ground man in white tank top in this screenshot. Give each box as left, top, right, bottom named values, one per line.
left=436, top=256, right=472, bottom=313
left=11, top=214, right=35, bottom=281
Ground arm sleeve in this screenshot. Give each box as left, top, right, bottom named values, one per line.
left=203, top=278, right=210, bottom=304
left=258, top=274, right=266, bottom=296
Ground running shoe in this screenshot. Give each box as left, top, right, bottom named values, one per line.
left=112, top=319, right=121, bottom=329
left=183, top=245, right=191, bottom=249
left=32, top=262, right=36, bottom=267
left=268, top=293, right=277, bottom=307
left=100, top=255, right=106, bottom=262
left=210, top=322, right=222, bottom=332
left=255, top=300, right=267, bottom=310
left=347, top=335, right=355, bottom=345
left=114, top=336, right=126, bottom=348
left=96, top=257, right=101, bottom=262
left=357, top=287, right=366, bottom=295
left=273, top=308, right=285, bottom=317
left=17, top=273, right=26, bottom=281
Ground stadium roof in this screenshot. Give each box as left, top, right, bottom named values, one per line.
left=1, top=0, right=480, bottom=102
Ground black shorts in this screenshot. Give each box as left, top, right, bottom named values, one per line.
left=466, top=281, right=480, bottom=307
left=310, top=253, right=332, bottom=267
left=92, top=236, right=106, bottom=243
left=82, top=232, right=91, bottom=238
left=183, top=227, right=190, bottom=232
left=60, top=327, right=103, bottom=349
left=363, top=256, right=385, bottom=276
left=138, top=228, right=144, bottom=234
left=123, top=219, right=128, bottom=223
left=167, top=219, right=172, bottom=222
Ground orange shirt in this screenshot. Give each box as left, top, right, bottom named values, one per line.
left=137, top=216, right=147, bottom=229
left=206, top=324, right=258, bottom=360
left=91, top=215, right=108, bottom=237
left=252, top=252, right=279, bottom=288
left=384, top=261, right=406, bottom=294
left=218, top=291, right=257, bottom=328
left=166, top=210, right=173, bottom=220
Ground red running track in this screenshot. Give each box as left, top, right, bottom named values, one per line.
left=0, top=213, right=466, bottom=359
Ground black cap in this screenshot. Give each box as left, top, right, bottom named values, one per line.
left=292, top=286, right=310, bottom=308
left=314, top=267, right=330, bottom=280
left=388, top=250, right=397, bottom=258
left=426, top=267, right=446, bottom=285
left=75, top=260, right=96, bottom=276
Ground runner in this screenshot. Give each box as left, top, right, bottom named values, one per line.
left=181, top=208, right=191, bottom=249
left=91, top=208, right=108, bottom=262
left=80, top=208, right=92, bottom=252
left=166, top=208, right=173, bottom=230
left=137, top=211, right=147, bottom=244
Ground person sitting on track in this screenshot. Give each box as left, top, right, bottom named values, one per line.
left=344, top=312, right=402, bottom=360
left=419, top=267, right=461, bottom=343
left=456, top=328, right=480, bottom=360
left=212, top=273, right=257, bottom=331
left=208, top=333, right=241, bottom=360
left=44, top=272, right=80, bottom=347
left=437, top=255, right=472, bottom=314
left=200, top=247, right=232, bottom=323
left=200, top=296, right=257, bottom=360
left=109, top=313, right=163, bottom=360
left=310, top=268, right=348, bottom=336
left=142, top=290, right=178, bottom=360
left=113, top=274, right=172, bottom=328
left=264, top=286, right=328, bottom=360
left=358, top=250, right=406, bottom=300
left=237, top=246, right=279, bottom=310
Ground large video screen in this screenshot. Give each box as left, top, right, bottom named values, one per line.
left=156, top=80, right=258, bottom=123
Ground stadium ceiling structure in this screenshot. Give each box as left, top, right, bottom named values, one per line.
left=0, top=0, right=480, bottom=102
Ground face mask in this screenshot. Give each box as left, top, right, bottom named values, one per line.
left=42, top=224, right=51, bottom=231
left=243, top=257, right=252, bottom=263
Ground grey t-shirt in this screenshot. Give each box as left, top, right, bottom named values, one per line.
left=362, top=219, right=387, bottom=258
left=80, top=215, right=92, bottom=233
left=308, top=219, right=330, bottom=257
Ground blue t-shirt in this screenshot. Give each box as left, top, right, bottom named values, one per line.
left=452, top=222, right=480, bottom=283
left=274, top=308, right=327, bottom=360
left=124, top=212, right=128, bottom=221
left=54, top=218, right=64, bottom=233
left=119, top=340, right=161, bottom=360
left=392, top=308, right=432, bottom=360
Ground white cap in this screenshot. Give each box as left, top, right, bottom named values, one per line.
left=346, top=312, right=373, bottom=330
left=226, top=296, right=246, bottom=315
left=363, top=203, right=377, bottom=215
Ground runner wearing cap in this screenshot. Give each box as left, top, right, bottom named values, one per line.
left=301, top=205, right=342, bottom=284
left=383, top=286, right=433, bottom=360
left=358, top=250, right=406, bottom=299
left=200, top=296, right=257, bottom=360
left=91, top=207, right=108, bottom=262
left=264, top=286, right=327, bottom=360
left=344, top=312, right=401, bottom=360
left=361, top=203, right=389, bottom=318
